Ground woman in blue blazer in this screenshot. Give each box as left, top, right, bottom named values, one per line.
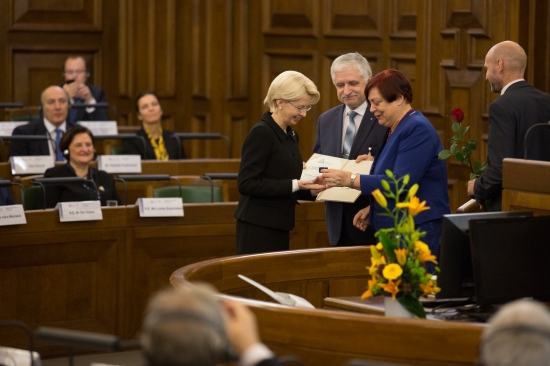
left=234, top=71, right=323, bottom=254
left=322, top=70, right=450, bottom=262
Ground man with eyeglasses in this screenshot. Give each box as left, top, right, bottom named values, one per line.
left=313, top=52, right=388, bottom=247
left=61, top=56, right=108, bottom=123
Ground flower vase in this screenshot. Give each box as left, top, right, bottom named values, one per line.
left=384, top=296, right=415, bottom=318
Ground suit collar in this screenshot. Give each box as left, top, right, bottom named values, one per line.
left=43, top=118, right=67, bottom=133
left=501, top=79, right=526, bottom=95
left=261, top=111, right=294, bottom=141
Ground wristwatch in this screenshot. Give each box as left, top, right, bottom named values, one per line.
left=349, top=173, right=358, bottom=188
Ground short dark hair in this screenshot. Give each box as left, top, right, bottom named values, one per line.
left=135, top=90, right=160, bottom=112
left=365, top=69, right=413, bottom=104
left=64, top=56, right=88, bottom=70
left=60, top=125, right=94, bottom=152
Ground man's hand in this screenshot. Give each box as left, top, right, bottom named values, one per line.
left=467, top=178, right=476, bottom=198
left=222, top=299, right=260, bottom=355
left=353, top=206, right=370, bottom=231
left=63, top=82, right=79, bottom=99
left=356, top=154, right=374, bottom=162
left=298, top=179, right=325, bottom=191
left=76, top=84, right=93, bottom=103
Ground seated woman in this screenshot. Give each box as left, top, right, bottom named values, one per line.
left=322, top=69, right=450, bottom=268
left=121, top=90, right=186, bottom=160
left=43, top=125, right=121, bottom=208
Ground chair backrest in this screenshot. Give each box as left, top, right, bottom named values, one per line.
left=110, top=145, right=124, bottom=155
left=5, top=107, right=41, bottom=123
left=23, top=185, right=43, bottom=210
left=153, top=185, right=223, bottom=203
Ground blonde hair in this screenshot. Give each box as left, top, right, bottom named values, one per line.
left=263, top=71, right=320, bottom=112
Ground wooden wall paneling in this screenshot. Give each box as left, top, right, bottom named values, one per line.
left=191, top=0, right=210, bottom=99
left=118, top=0, right=133, bottom=99
left=8, top=0, right=102, bottom=32
left=225, top=0, right=249, bottom=101
left=322, top=0, right=383, bottom=38
left=262, top=0, right=319, bottom=36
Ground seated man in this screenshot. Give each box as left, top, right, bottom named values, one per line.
left=141, top=283, right=279, bottom=366
left=9, top=85, right=74, bottom=161
left=478, top=299, right=550, bottom=366
left=61, top=55, right=108, bottom=123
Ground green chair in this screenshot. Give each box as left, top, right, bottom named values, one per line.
left=153, top=185, right=223, bottom=203
left=110, top=145, right=125, bottom=155
left=23, top=186, right=43, bottom=210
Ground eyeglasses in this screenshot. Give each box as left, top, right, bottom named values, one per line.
left=63, top=69, right=87, bottom=76
left=286, top=100, right=312, bottom=112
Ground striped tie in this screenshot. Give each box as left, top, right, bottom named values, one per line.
left=342, top=110, right=357, bottom=158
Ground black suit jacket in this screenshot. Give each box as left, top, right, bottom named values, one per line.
left=64, top=83, right=108, bottom=123
left=9, top=119, right=76, bottom=157
left=474, top=81, right=550, bottom=210
left=120, top=127, right=186, bottom=160
left=234, top=112, right=307, bottom=232
left=313, top=104, right=388, bottom=245
left=43, top=165, right=121, bottom=209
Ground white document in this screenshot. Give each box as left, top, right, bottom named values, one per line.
left=97, top=155, right=142, bottom=173
left=57, top=201, right=103, bottom=222
left=0, top=204, right=27, bottom=226
left=0, top=121, right=28, bottom=135
left=302, top=153, right=373, bottom=203
left=77, top=121, right=118, bottom=136
left=238, top=274, right=315, bottom=309
left=137, top=198, right=184, bottom=217
left=10, top=156, right=55, bottom=175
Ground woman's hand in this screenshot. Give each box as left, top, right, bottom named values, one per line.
left=353, top=206, right=370, bottom=231
left=356, top=154, right=374, bottom=162
left=322, top=169, right=351, bottom=188
left=298, top=179, right=325, bottom=191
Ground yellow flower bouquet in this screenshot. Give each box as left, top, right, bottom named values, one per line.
left=362, top=170, right=440, bottom=319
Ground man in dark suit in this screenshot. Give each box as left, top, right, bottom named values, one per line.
left=313, top=53, right=388, bottom=246
left=61, top=56, right=108, bottom=123
left=9, top=85, right=74, bottom=160
left=0, top=178, right=15, bottom=206
left=467, top=41, right=550, bottom=210
left=141, top=284, right=280, bottom=366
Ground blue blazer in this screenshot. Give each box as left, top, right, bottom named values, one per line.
left=0, top=177, right=15, bottom=206
left=359, top=111, right=450, bottom=230
left=313, top=104, right=388, bottom=245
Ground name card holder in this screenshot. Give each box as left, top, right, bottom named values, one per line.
left=77, top=121, right=118, bottom=136
left=10, top=156, right=55, bottom=175
left=57, top=201, right=103, bottom=222
left=97, top=155, right=141, bottom=173
left=0, top=121, right=28, bottom=135
left=137, top=198, right=184, bottom=217
left=0, top=205, right=27, bottom=226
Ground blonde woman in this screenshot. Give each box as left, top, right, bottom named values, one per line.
left=234, top=71, right=324, bottom=254
left=122, top=90, right=185, bottom=160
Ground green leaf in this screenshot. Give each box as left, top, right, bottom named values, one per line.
left=398, top=297, right=426, bottom=319
left=438, top=150, right=452, bottom=159
left=462, top=126, right=470, bottom=135
left=377, top=231, right=397, bottom=263
left=452, top=122, right=461, bottom=134
left=467, top=139, right=477, bottom=150
left=450, top=144, right=458, bottom=155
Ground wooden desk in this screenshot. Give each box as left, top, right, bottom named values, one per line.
left=172, top=247, right=484, bottom=366
left=0, top=201, right=330, bottom=357
left=502, top=158, right=550, bottom=214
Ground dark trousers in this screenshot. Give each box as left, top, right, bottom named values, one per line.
left=236, top=219, right=289, bottom=254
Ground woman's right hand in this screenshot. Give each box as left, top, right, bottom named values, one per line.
left=298, top=179, right=325, bottom=191
left=353, top=206, right=370, bottom=231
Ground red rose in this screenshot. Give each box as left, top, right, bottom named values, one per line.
left=451, top=108, right=464, bottom=122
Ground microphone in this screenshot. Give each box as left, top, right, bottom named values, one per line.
left=200, top=173, right=238, bottom=203
left=69, top=102, right=109, bottom=109
left=32, top=177, right=99, bottom=209
left=524, top=121, right=550, bottom=159
left=0, top=179, right=25, bottom=205
left=172, top=132, right=232, bottom=158
left=35, top=326, right=122, bottom=351
left=0, top=102, right=24, bottom=108
left=0, top=320, right=36, bottom=366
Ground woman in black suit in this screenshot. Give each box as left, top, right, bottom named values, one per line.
left=122, top=90, right=186, bottom=160
left=44, top=125, right=121, bottom=208
left=234, top=71, right=323, bottom=254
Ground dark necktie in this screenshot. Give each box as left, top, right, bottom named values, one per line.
left=55, top=129, right=64, bottom=161
left=68, top=97, right=83, bottom=123
left=342, top=110, right=357, bottom=158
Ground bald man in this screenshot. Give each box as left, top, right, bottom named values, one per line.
left=9, top=85, right=75, bottom=160
left=467, top=41, right=550, bottom=210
